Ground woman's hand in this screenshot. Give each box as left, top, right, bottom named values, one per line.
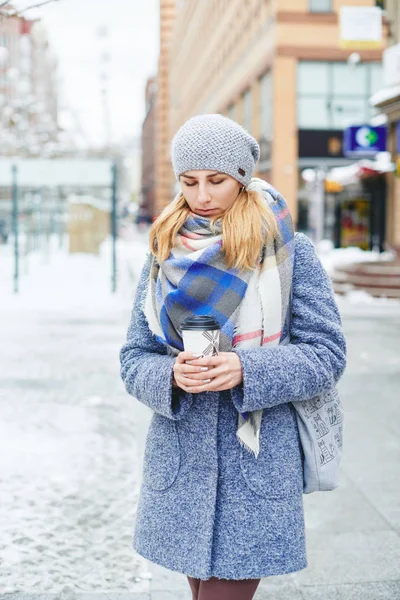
left=173, top=351, right=243, bottom=393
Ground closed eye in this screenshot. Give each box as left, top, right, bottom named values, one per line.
left=182, top=179, right=225, bottom=187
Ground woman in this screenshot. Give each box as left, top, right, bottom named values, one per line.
left=120, top=114, right=346, bottom=600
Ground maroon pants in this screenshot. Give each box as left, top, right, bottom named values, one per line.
left=187, top=575, right=261, bottom=600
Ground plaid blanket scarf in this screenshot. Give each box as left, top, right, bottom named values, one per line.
left=144, top=178, right=295, bottom=457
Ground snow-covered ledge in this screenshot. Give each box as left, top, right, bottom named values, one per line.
left=370, top=85, right=400, bottom=109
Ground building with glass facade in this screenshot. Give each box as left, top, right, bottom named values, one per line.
left=162, top=0, right=386, bottom=227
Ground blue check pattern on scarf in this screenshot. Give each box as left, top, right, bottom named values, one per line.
left=157, top=240, right=248, bottom=352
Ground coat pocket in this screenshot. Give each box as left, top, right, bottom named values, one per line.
left=142, top=413, right=181, bottom=491
left=239, top=404, right=303, bottom=499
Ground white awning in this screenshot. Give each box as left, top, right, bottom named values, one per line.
left=327, top=154, right=395, bottom=185
left=370, top=84, right=400, bottom=107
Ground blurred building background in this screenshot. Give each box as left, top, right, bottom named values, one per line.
left=140, top=76, right=157, bottom=224
left=0, top=4, right=141, bottom=260
left=140, top=0, right=400, bottom=265
left=371, top=0, right=400, bottom=254
left=0, top=15, right=59, bottom=158
left=155, top=0, right=176, bottom=218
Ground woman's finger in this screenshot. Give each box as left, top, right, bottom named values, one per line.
left=185, top=354, right=223, bottom=368
left=179, top=364, right=210, bottom=375
left=176, top=351, right=204, bottom=363
left=193, top=373, right=234, bottom=392
left=182, top=366, right=223, bottom=381
left=176, top=376, right=211, bottom=391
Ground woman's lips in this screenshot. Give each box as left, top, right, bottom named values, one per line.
left=196, top=208, right=217, bottom=214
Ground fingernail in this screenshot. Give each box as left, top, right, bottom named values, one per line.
left=192, top=353, right=204, bottom=357
left=204, top=379, right=211, bottom=383
left=200, top=367, right=208, bottom=372
left=186, top=361, right=192, bottom=365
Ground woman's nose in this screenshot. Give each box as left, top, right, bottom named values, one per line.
left=197, top=186, right=211, bottom=203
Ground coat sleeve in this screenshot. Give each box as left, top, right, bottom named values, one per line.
left=119, top=252, right=194, bottom=420
left=231, top=233, right=346, bottom=412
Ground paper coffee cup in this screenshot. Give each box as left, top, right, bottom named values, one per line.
left=181, top=315, right=220, bottom=356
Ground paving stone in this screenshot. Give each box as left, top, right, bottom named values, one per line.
left=296, top=530, right=400, bottom=586
left=298, top=580, right=400, bottom=600
left=0, top=310, right=149, bottom=593
left=148, top=563, right=190, bottom=593
left=303, top=472, right=391, bottom=535
left=255, top=577, right=302, bottom=600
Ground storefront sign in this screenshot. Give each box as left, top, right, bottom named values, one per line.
left=343, top=125, right=387, bottom=158
left=340, top=6, right=383, bottom=49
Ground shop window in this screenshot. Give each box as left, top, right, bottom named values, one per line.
left=297, top=60, right=383, bottom=130
left=331, top=98, right=369, bottom=129
left=332, top=62, right=367, bottom=97
left=298, top=62, right=329, bottom=95
left=298, top=97, right=330, bottom=129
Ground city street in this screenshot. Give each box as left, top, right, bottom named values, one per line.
left=1, top=1, right=400, bottom=598
left=1, top=239, right=400, bottom=599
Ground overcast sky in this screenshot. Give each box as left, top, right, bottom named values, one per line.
left=16, top=0, right=160, bottom=146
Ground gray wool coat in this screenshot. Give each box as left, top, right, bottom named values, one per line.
left=119, top=233, right=346, bottom=581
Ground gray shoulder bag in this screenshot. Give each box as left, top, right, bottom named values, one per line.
left=287, top=272, right=344, bottom=494
left=292, top=388, right=344, bottom=493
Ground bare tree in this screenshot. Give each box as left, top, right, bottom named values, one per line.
left=1, top=0, right=62, bottom=19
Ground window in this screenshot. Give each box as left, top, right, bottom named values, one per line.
left=260, top=71, right=273, bottom=138
left=298, top=97, right=330, bottom=129
left=243, top=88, right=252, bottom=132
left=309, top=0, right=332, bottom=12
left=297, top=61, right=383, bottom=130
left=298, top=62, right=329, bottom=95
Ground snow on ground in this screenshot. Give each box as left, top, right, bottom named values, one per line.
left=0, top=230, right=149, bottom=315
left=315, top=239, right=396, bottom=276
left=0, top=228, right=153, bottom=593
left=315, top=239, right=400, bottom=311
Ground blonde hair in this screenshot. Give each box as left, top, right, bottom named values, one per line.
left=149, top=188, right=279, bottom=272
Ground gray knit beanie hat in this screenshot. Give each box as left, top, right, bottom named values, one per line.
left=171, top=114, right=260, bottom=187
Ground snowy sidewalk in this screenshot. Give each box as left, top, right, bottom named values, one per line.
left=1, top=235, right=400, bottom=599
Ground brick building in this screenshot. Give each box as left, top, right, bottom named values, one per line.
left=154, top=0, right=176, bottom=215
left=162, top=0, right=386, bottom=225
